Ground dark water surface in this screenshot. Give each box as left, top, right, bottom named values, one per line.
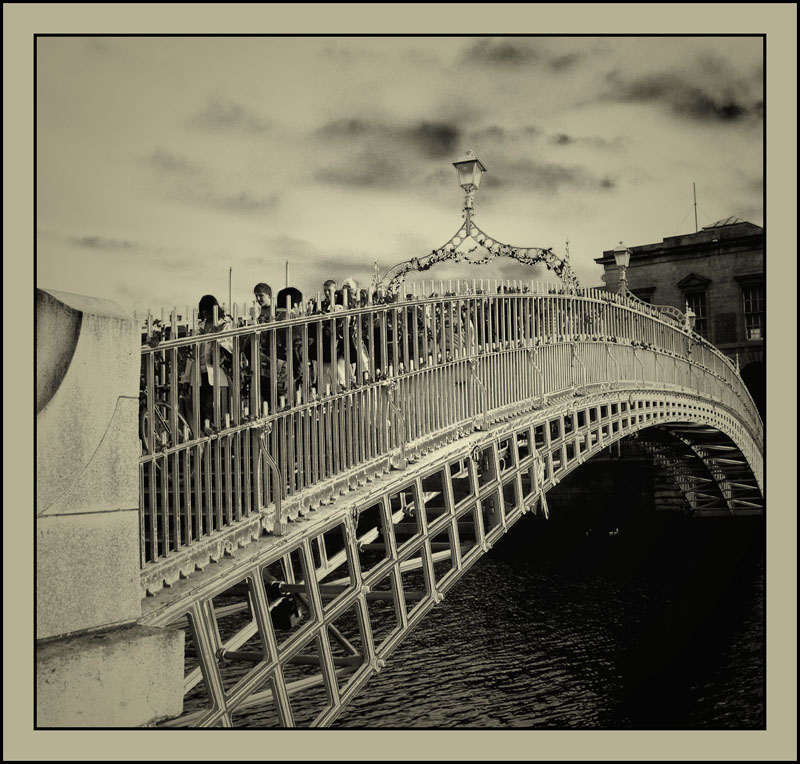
left=327, top=513, right=765, bottom=729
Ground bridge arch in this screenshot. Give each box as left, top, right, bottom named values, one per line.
left=132, top=283, right=763, bottom=727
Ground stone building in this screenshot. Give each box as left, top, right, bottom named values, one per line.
left=594, top=217, right=765, bottom=416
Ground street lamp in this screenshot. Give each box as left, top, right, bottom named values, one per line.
left=613, top=241, right=632, bottom=295
left=453, top=150, right=486, bottom=192
left=377, top=152, right=579, bottom=294
left=453, top=150, right=486, bottom=237
left=684, top=301, right=697, bottom=332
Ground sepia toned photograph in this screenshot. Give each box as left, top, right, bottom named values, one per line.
left=17, top=6, right=792, bottom=756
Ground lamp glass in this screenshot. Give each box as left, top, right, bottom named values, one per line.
left=454, top=160, right=479, bottom=190
left=613, top=245, right=631, bottom=269
left=453, top=152, right=486, bottom=191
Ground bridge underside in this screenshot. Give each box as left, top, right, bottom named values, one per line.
left=140, top=389, right=762, bottom=728
left=633, top=425, right=763, bottom=516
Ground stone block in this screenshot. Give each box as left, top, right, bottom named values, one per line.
left=37, top=511, right=141, bottom=640
left=41, top=396, right=140, bottom=516
left=37, top=624, right=184, bottom=727
left=37, top=288, right=139, bottom=517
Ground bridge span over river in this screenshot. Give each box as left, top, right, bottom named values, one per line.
left=34, top=146, right=762, bottom=728
left=36, top=276, right=763, bottom=728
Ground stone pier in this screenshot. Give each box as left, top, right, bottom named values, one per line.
left=36, top=289, right=183, bottom=727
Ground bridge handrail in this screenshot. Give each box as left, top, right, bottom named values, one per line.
left=141, top=285, right=742, bottom=380
left=137, top=285, right=762, bottom=578
left=139, top=285, right=761, bottom=447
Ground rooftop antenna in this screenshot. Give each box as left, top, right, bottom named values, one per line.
left=693, top=182, right=698, bottom=233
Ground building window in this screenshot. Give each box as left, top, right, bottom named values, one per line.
left=684, top=291, right=708, bottom=338
left=631, top=287, right=656, bottom=304
left=742, top=284, right=765, bottom=339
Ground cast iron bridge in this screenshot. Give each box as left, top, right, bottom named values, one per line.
left=136, top=282, right=763, bottom=727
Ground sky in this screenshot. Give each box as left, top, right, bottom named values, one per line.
left=35, top=35, right=764, bottom=315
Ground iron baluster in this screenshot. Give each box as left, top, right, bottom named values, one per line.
left=525, top=347, right=546, bottom=409
left=571, top=341, right=587, bottom=397
left=256, top=420, right=284, bottom=534
left=467, top=357, right=489, bottom=430
left=384, top=379, right=407, bottom=470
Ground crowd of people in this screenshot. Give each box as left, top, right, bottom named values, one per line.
left=142, top=277, right=638, bottom=438
left=144, top=277, right=494, bottom=433
left=185, top=278, right=466, bottom=423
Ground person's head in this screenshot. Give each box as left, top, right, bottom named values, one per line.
left=323, top=279, right=337, bottom=296
left=359, top=288, right=369, bottom=306
left=253, top=282, right=272, bottom=309
left=198, top=294, right=220, bottom=322
left=275, top=287, right=303, bottom=314
left=341, top=278, right=358, bottom=307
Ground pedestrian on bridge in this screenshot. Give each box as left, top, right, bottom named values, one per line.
left=180, top=294, right=234, bottom=429
left=253, top=282, right=273, bottom=323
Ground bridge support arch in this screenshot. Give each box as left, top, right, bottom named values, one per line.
left=138, top=384, right=762, bottom=728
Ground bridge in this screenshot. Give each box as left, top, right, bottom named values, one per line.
left=36, top=280, right=763, bottom=728
left=36, top=157, right=763, bottom=729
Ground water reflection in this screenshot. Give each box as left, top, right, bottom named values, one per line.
left=326, top=514, right=764, bottom=729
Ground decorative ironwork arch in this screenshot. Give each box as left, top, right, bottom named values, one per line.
left=376, top=152, right=579, bottom=295
left=378, top=220, right=580, bottom=294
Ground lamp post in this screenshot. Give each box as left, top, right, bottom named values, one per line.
left=613, top=241, right=631, bottom=295
left=684, top=301, right=697, bottom=333
left=452, top=150, right=486, bottom=237
left=378, top=151, right=577, bottom=293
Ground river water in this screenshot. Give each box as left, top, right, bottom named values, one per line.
left=329, top=512, right=765, bottom=729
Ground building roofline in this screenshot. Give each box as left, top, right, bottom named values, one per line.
left=595, top=222, right=764, bottom=264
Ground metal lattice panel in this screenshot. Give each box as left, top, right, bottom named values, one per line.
left=140, top=390, right=763, bottom=727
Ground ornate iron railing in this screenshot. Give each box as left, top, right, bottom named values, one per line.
left=138, top=281, right=763, bottom=591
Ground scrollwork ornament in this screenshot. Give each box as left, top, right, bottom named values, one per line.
left=379, top=217, right=580, bottom=293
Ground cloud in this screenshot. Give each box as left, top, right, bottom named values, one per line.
left=467, top=124, right=513, bottom=143
left=63, top=234, right=203, bottom=271
left=486, top=157, right=617, bottom=194
left=180, top=187, right=280, bottom=215
left=315, top=151, right=400, bottom=188
left=317, top=118, right=372, bottom=139
left=68, top=235, right=139, bottom=251
left=408, top=122, right=460, bottom=158
left=462, top=38, right=584, bottom=70
left=605, top=68, right=762, bottom=123
left=466, top=38, right=542, bottom=66
left=144, top=149, right=203, bottom=177
left=314, top=117, right=462, bottom=187
left=187, top=97, right=272, bottom=134
left=548, top=132, right=624, bottom=150
left=142, top=147, right=279, bottom=215
left=550, top=52, right=582, bottom=71
left=317, top=117, right=460, bottom=157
